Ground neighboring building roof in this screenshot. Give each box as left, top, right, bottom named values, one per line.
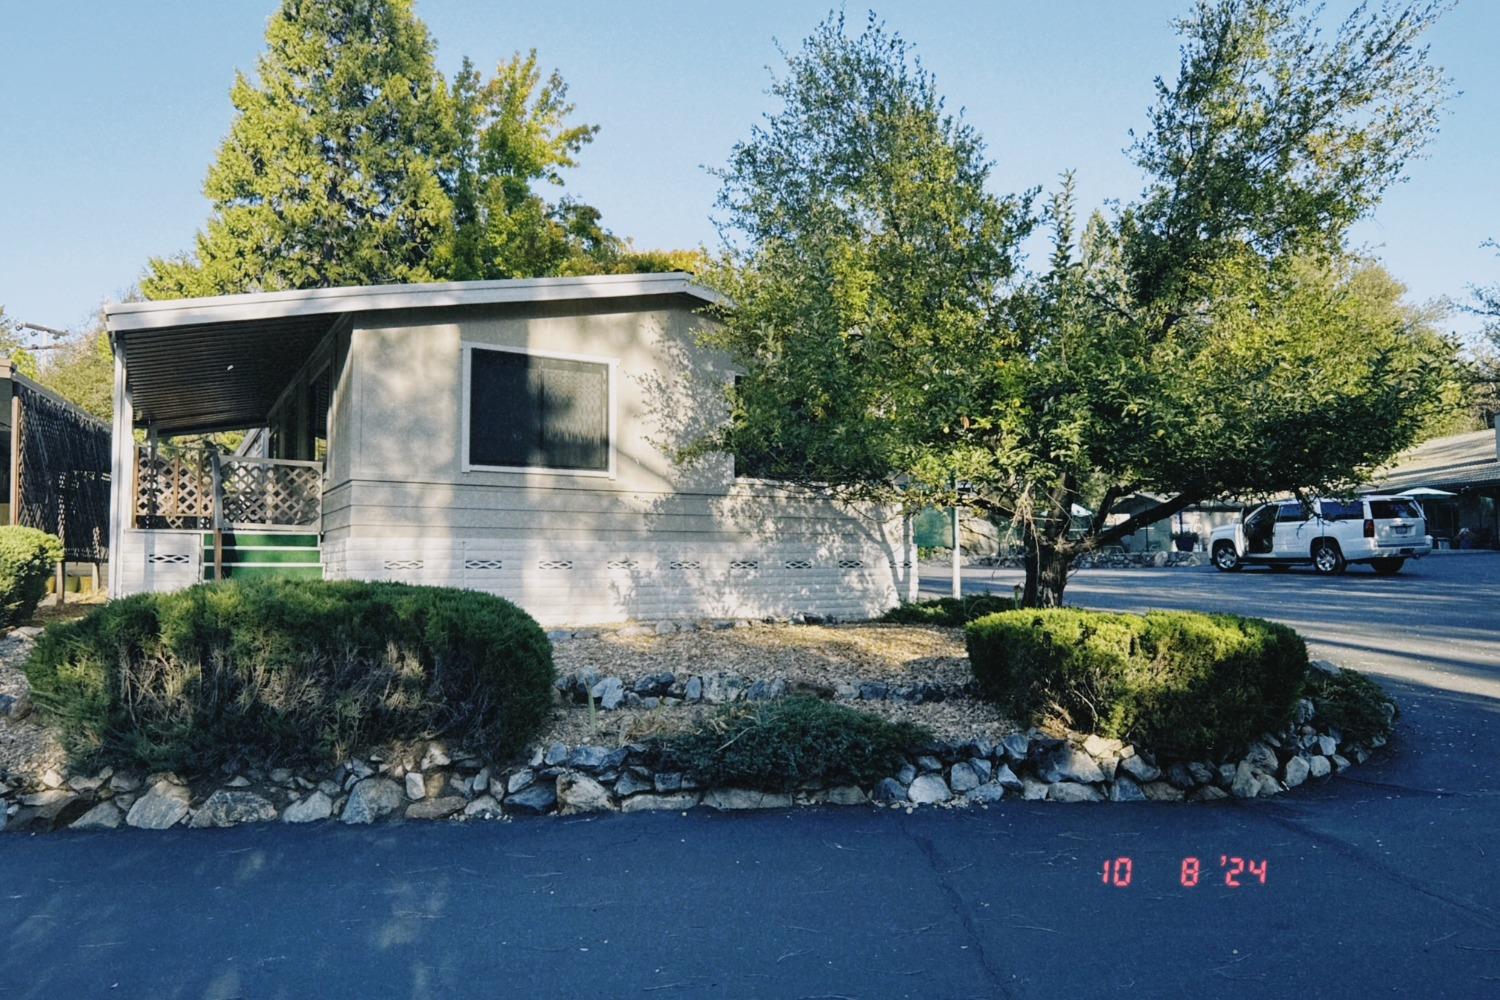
left=103, top=273, right=721, bottom=433
left=1367, top=426, right=1500, bottom=491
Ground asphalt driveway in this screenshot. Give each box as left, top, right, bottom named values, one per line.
left=1, top=555, right=1496, bottom=999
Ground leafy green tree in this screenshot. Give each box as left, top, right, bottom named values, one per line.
left=705, top=2, right=1456, bottom=607
left=144, top=0, right=456, bottom=297
left=37, top=325, right=114, bottom=422
left=144, top=1, right=664, bottom=299
left=0, top=307, right=41, bottom=379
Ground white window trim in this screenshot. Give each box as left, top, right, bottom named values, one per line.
left=460, top=342, right=618, bottom=479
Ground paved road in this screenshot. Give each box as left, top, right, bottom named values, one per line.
left=2, top=556, right=1497, bottom=999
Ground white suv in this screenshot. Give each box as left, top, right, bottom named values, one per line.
left=1210, top=496, right=1433, bottom=575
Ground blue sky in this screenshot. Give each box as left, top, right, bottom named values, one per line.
left=1, top=1, right=1496, bottom=340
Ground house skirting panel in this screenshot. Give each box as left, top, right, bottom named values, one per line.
left=322, top=536, right=908, bottom=626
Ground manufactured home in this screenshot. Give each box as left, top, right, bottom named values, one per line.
left=104, top=273, right=916, bottom=624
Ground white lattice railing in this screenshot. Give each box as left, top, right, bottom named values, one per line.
left=134, top=449, right=323, bottom=530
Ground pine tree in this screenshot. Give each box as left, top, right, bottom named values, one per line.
left=144, top=0, right=457, bottom=298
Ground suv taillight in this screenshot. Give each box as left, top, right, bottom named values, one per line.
left=1364, top=518, right=1375, bottom=538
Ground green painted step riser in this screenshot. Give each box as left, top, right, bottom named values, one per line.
left=202, top=566, right=325, bottom=581
left=201, top=550, right=325, bottom=565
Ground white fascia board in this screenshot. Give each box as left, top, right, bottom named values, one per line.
left=105, top=272, right=726, bottom=333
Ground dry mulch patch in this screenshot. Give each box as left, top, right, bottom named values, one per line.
left=544, top=621, right=1022, bottom=748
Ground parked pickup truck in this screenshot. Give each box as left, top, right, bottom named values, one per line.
left=1210, top=496, right=1433, bottom=575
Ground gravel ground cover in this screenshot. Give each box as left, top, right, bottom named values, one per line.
left=545, top=621, right=1022, bottom=748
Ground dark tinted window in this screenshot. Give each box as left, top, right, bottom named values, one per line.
left=468, top=349, right=609, bottom=471
left=1320, top=500, right=1364, bottom=521
left=1276, top=503, right=1306, bottom=522
left=1369, top=499, right=1422, bottom=520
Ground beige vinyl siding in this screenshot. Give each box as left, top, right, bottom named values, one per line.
left=317, top=295, right=913, bottom=624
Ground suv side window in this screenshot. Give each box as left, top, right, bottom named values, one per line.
left=1320, top=500, right=1364, bottom=521
left=1276, top=503, right=1306, bottom=522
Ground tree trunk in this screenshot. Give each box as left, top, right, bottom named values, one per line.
left=1022, top=535, right=1071, bottom=608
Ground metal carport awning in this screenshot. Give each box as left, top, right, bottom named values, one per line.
left=113, top=314, right=337, bottom=433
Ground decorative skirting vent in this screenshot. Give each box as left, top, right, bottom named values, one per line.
left=147, top=553, right=191, bottom=565
left=668, top=560, right=701, bottom=571
left=606, top=558, right=639, bottom=570
left=729, top=559, right=759, bottom=570
left=784, top=559, right=813, bottom=570
left=538, top=559, right=573, bottom=571
left=384, top=559, right=424, bottom=571
left=464, top=558, right=504, bottom=570
left=838, top=559, right=863, bottom=569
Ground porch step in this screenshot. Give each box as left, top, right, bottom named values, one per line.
left=201, top=532, right=322, bottom=582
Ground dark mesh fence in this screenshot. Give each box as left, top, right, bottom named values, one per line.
left=14, top=382, right=111, bottom=562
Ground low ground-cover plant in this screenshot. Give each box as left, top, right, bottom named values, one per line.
left=881, top=593, right=1018, bottom=627
left=23, top=579, right=554, bottom=775
left=1304, top=668, right=1397, bottom=746
left=649, top=696, right=930, bottom=792
left=965, top=609, right=1307, bottom=760
left=0, top=526, right=63, bottom=627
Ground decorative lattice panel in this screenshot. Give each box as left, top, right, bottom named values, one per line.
left=134, top=450, right=213, bottom=530
left=13, top=383, right=111, bottom=561
left=147, top=553, right=191, bottom=564
left=465, top=558, right=504, bottom=570
left=668, top=560, right=701, bottom=570
left=729, top=559, right=759, bottom=570
left=384, top=559, right=424, bottom=571
left=606, top=559, right=639, bottom=570
left=838, top=559, right=863, bottom=569
left=134, top=451, right=321, bottom=530
left=784, top=559, right=813, bottom=570
left=538, top=559, right=573, bottom=570
left=219, top=460, right=321, bottom=527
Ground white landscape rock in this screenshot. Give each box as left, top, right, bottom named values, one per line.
left=556, top=773, right=616, bottom=814
left=702, top=787, right=794, bottom=811
left=341, top=777, right=404, bottom=825
left=283, top=792, right=334, bottom=824
left=190, top=790, right=278, bottom=829
left=405, top=771, right=426, bottom=801
left=1283, top=755, right=1311, bottom=788
left=906, top=774, right=952, bottom=805
left=126, top=780, right=191, bottom=830
left=70, top=801, right=123, bottom=831
left=619, top=792, right=700, bottom=813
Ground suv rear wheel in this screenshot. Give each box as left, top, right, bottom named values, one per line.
left=1371, top=557, right=1406, bottom=576
left=1212, top=542, right=1242, bottom=572
left=1312, top=540, right=1346, bottom=575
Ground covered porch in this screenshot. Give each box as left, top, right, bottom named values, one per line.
left=106, top=291, right=343, bottom=595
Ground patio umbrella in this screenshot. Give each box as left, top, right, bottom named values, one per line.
left=1396, top=487, right=1456, bottom=498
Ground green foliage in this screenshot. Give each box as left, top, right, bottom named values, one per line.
left=702, top=2, right=1455, bottom=607
left=0, top=526, right=63, bottom=627
left=965, top=609, right=1308, bottom=760
left=37, top=328, right=113, bottom=422
left=1304, top=669, right=1398, bottom=747
left=881, top=593, right=1017, bottom=627
left=696, top=11, right=1032, bottom=488
left=0, top=306, right=40, bottom=379
left=22, top=579, right=555, bottom=775
left=649, top=695, right=929, bottom=792
left=141, top=1, right=668, bottom=299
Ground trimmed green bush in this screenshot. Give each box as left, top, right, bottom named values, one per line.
left=649, top=696, right=930, bottom=792
left=23, top=579, right=554, bottom=774
left=0, top=525, right=64, bottom=627
left=965, top=609, right=1308, bottom=760
left=1304, top=669, right=1397, bottom=745
left=881, top=593, right=1017, bottom=627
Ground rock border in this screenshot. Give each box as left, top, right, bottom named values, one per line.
left=2, top=658, right=1389, bottom=833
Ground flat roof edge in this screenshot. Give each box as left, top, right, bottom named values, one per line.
left=105, top=273, right=724, bottom=333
